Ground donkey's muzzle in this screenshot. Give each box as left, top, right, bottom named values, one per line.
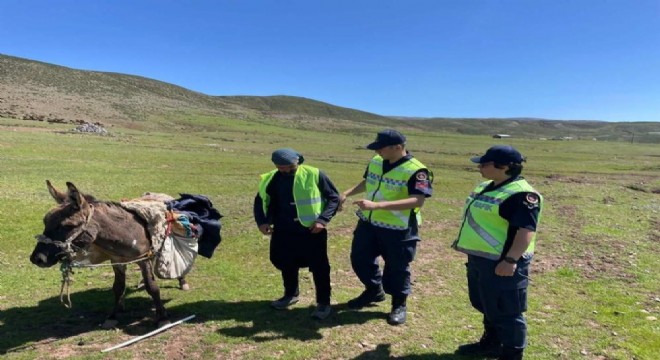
left=30, top=252, right=53, bottom=267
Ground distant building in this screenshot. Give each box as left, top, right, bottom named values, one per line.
left=551, top=136, right=574, bottom=140
left=492, top=134, right=511, bottom=138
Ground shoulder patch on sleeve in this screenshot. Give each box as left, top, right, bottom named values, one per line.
left=416, top=172, right=427, bottom=181
left=415, top=181, right=429, bottom=190
left=525, top=193, right=539, bottom=204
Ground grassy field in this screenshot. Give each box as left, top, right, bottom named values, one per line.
left=0, top=117, right=658, bottom=360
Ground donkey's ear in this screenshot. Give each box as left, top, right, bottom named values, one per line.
left=46, top=180, right=67, bottom=204
left=65, top=182, right=87, bottom=209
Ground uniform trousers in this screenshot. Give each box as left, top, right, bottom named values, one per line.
left=466, top=254, right=531, bottom=350
left=350, top=220, right=418, bottom=299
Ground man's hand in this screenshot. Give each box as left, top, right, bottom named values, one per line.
left=339, top=181, right=366, bottom=211
left=309, top=222, right=326, bottom=234
left=353, top=199, right=379, bottom=211
left=495, top=261, right=516, bottom=276
left=258, top=224, right=273, bottom=235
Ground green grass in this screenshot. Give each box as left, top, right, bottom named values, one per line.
left=0, top=117, right=658, bottom=359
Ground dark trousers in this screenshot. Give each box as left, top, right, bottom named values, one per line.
left=466, top=255, right=531, bottom=351
left=350, top=220, right=417, bottom=299
left=270, top=229, right=331, bottom=305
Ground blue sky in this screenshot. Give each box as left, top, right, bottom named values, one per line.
left=2, top=1, right=659, bottom=122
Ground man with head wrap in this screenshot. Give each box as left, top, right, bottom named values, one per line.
left=253, top=148, right=340, bottom=320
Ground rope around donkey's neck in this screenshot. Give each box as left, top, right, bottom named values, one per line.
left=70, top=252, right=153, bottom=268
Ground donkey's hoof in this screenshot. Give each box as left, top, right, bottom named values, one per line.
left=101, top=319, right=119, bottom=329
left=178, top=279, right=190, bottom=291
left=157, top=319, right=172, bottom=328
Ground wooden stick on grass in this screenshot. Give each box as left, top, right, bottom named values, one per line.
left=101, top=315, right=196, bottom=353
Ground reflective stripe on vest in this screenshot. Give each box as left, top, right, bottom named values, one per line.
left=453, top=178, right=542, bottom=260
left=258, top=165, right=324, bottom=227
left=357, top=155, right=427, bottom=230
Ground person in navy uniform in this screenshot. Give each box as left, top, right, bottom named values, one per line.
left=340, top=129, right=433, bottom=325
left=452, top=145, right=543, bottom=360
left=254, top=148, right=340, bottom=320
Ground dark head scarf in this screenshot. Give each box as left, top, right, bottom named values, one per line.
left=271, top=148, right=304, bottom=165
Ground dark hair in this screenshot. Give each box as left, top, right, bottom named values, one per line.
left=494, top=163, right=523, bottom=177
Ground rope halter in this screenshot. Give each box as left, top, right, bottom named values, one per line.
left=35, top=205, right=95, bottom=258
left=34, top=205, right=95, bottom=308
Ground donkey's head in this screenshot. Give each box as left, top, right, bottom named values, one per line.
left=30, top=181, right=98, bottom=267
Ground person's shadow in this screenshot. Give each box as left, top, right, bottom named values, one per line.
left=351, top=343, right=486, bottom=359
left=170, top=300, right=385, bottom=342
left=0, top=288, right=384, bottom=354
left=1, top=291, right=483, bottom=358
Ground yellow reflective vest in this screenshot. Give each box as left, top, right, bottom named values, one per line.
left=258, top=165, right=324, bottom=227
left=453, top=178, right=542, bottom=260
left=357, top=155, right=428, bottom=230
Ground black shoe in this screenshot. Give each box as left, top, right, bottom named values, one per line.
left=347, top=288, right=386, bottom=309
left=270, top=295, right=299, bottom=310
left=498, top=347, right=523, bottom=360
left=456, top=330, right=501, bottom=357
left=387, top=305, right=407, bottom=325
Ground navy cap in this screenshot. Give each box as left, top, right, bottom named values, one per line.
left=471, top=145, right=525, bottom=164
left=271, top=148, right=305, bottom=165
left=366, top=129, right=406, bottom=150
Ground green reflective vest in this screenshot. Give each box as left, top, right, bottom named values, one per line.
left=453, top=178, right=543, bottom=260
left=258, top=165, right=324, bottom=227
left=357, top=155, right=428, bottom=230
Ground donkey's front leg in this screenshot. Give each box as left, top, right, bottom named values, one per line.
left=139, top=260, right=170, bottom=327
left=101, top=263, right=127, bottom=329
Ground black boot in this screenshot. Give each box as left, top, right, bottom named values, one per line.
left=387, top=305, right=407, bottom=325
left=456, top=328, right=501, bottom=357
left=498, top=347, right=523, bottom=360
left=347, top=286, right=386, bottom=309
left=387, top=295, right=407, bottom=325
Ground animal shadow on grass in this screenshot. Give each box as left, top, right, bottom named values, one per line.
left=1, top=293, right=476, bottom=358
left=1, top=292, right=387, bottom=354
left=169, top=300, right=386, bottom=342
left=0, top=288, right=173, bottom=355
left=352, top=343, right=484, bottom=360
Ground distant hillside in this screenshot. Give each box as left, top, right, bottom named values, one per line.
left=402, top=118, right=659, bottom=143
left=219, top=95, right=391, bottom=125
left=0, top=53, right=392, bottom=130
left=0, top=53, right=657, bottom=142
left=0, top=54, right=235, bottom=126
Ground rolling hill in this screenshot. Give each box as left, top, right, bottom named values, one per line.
left=1, top=53, right=657, bottom=142
left=407, top=117, right=660, bottom=143
left=0, top=53, right=393, bottom=130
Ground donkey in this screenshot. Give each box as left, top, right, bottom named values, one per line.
left=30, top=181, right=170, bottom=328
